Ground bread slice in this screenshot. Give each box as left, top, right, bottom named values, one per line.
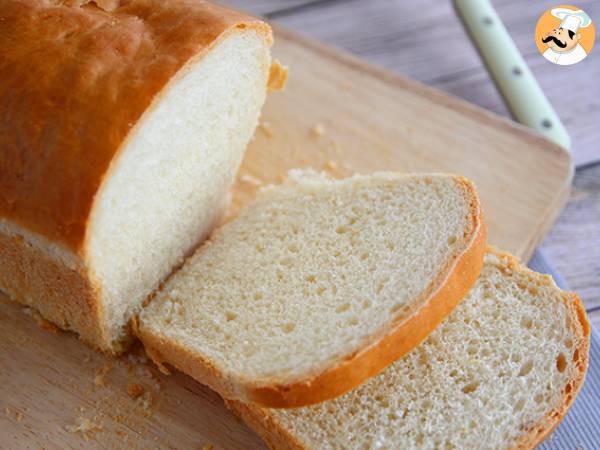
left=137, top=171, right=486, bottom=407
left=0, top=0, right=273, bottom=352
left=229, top=248, right=590, bottom=449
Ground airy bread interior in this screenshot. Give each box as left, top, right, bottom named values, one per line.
left=139, top=171, right=482, bottom=402
left=86, top=29, right=270, bottom=347
left=235, top=250, right=589, bottom=450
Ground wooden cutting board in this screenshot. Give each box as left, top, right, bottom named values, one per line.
left=0, top=27, right=572, bottom=449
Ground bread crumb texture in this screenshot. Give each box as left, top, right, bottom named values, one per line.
left=260, top=251, right=588, bottom=449
left=140, top=171, right=478, bottom=386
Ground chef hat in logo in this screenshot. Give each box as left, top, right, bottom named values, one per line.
left=551, top=8, right=592, bottom=33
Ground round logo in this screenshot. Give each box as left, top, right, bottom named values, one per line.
left=535, top=5, right=595, bottom=66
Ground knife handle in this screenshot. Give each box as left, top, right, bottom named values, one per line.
left=454, top=0, right=571, bottom=150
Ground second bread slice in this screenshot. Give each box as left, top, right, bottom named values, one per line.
left=136, top=171, right=486, bottom=407
left=229, top=249, right=589, bottom=449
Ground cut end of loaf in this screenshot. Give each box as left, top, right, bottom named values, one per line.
left=233, top=248, right=589, bottom=449
left=138, top=171, right=486, bottom=407
left=0, top=0, right=274, bottom=353
left=85, top=28, right=272, bottom=351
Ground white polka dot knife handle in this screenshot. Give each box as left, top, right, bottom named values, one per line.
left=454, top=0, right=571, bottom=150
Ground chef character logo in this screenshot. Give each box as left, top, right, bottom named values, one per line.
left=535, top=5, right=595, bottom=66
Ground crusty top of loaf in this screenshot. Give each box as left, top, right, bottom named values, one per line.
left=0, top=0, right=272, bottom=251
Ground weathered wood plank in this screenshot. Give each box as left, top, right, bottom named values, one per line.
left=541, top=163, right=600, bottom=311
left=225, top=0, right=600, bottom=166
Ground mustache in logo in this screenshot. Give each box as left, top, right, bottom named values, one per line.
left=542, top=35, right=567, bottom=48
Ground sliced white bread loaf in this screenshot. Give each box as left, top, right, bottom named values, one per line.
left=0, top=1, right=273, bottom=352
left=229, top=248, right=590, bottom=450
left=137, top=171, right=486, bottom=407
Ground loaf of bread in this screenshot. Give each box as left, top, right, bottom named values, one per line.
left=229, top=249, right=590, bottom=449
left=136, top=171, right=486, bottom=407
left=0, top=0, right=273, bottom=353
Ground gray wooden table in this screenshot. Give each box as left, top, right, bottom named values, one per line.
left=224, top=0, right=600, bottom=329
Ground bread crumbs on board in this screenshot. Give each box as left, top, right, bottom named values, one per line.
left=258, top=121, right=273, bottom=138
left=65, top=416, right=103, bottom=440
left=324, top=160, right=339, bottom=173
left=310, top=123, right=325, bottom=138
left=4, top=406, right=24, bottom=421
left=267, top=60, right=289, bottom=93
left=136, top=391, right=154, bottom=416
left=323, top=159, right=351, bottom=178
left=202, top=444, right=214, bottom=450
left=94, top=364, right=111, bottom=387
left=115, top=429, right=129, bottom=442
left=126, top=383, right=145, bottom=399
left=131, top=363, right=162, bottom=393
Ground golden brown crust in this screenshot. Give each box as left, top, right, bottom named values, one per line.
left=0, top=0, right=271, bottom=251
left=230, top=248, right=591, bottom=449
left=0, top=223, right=115, bottom=352
left=137, top=176, right=487, bottom=408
